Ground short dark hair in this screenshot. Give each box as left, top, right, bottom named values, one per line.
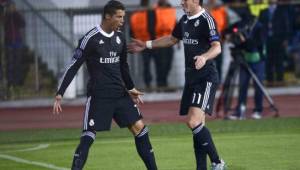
left=103, top=0, right=125, bottom=18
left=199, top=0, right=203, bottom=6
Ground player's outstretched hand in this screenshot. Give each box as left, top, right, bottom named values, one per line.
left=194, top=55, right=207, bottom=70
left=128, top=88, right=144, bottom=105
left=53, top=94, right=62, bottom=114
left=127, top=38, right=146, bottom=53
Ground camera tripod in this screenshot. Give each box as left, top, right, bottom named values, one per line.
left=216, top=49, right=279, bottom=118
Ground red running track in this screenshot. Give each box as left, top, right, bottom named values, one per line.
left=0, top=95, right=299, bottom=131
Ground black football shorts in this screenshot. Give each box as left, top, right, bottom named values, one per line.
left=82, top=93, right=142, bottom=131
left=180, top=81, right=218, bottom=116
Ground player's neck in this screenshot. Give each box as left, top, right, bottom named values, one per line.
left=100, top=22, right=113, bottom=34
left=190, top=6, right=202, bottom=16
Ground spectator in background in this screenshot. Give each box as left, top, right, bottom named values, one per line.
left=130, top=0, right=176, bottom=92
left=259, top=0, right=290, bottom=86
left=247, top=0, right=268, bottom=17
left=0, top=0, right=9, bottom=11
left=206, top=0, right=228, bottom=81
left=152, top=0, right=176, bottom=91
left=4, top=0, right=25, bottom=91
left=289, top=3, right=300, bottom=78
left=130, top=0, right=156, bottom=91
left=228, top=0, right=252, bottom=21
left=0, top=0, right=8, bottom=11
left=228, top=15, right=266, bottom=120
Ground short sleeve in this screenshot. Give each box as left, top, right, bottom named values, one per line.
left=172, top=17, right=184, bottom=40
left=203, top=13, right=220, bottom=43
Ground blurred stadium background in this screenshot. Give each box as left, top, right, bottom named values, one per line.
left=0, top=0, right=300, bottom=170
left=0, top=0, right=188, bottom=99
left=0, top=0, right=298, bottom=100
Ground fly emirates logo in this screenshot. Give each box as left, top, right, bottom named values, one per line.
left=183, top=32, right=198, bottom=45
left=99, top=51, right=120, bottom=64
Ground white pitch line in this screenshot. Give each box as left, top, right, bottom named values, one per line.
left=0, top=144, right=68, bottom=170
left=12, top=144, right=50, bottom=153
left=0, top=154, right=68, bottom=170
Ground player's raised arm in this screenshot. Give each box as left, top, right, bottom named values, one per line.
left=128, top=35, right=179, bottom=53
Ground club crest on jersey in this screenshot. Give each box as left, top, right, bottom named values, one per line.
left=89, top=119, right=95, bottom=126
left=194, top=19, right=199, bottom=27
left=99, top=39, right=104, bottom=44
left=116, top=36, right=121, bottom=44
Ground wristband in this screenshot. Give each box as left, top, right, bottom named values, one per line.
left=128, top=88, right=135, bottom=92
left=146, top=40, right=153, bottom=49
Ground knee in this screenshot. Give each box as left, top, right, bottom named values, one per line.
left=129, top=120, right=145, bottom=136
left=186, top=119, right=201, bottom=129
left=186, top=108, right=205, bottom=129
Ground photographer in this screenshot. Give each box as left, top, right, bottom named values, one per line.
left=259, top=0, right=290, bottom=86
left=228, top=15, right=266, bottom=120
left=3, top=1, right=26, bottom=93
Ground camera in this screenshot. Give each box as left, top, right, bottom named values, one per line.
left=223, top=16, right=259, bottom=63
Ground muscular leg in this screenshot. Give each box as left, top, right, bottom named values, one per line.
left=187, top=107, right=220, bottom=170
left=129, top=120, right=157, bottom=170
left=71, top=131, right=95, bottom=170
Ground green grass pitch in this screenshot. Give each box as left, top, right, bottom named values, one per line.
left=0, top=117, right=300, bottom=170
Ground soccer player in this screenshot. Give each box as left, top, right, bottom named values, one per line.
left=128, top=0, right=225, bottom=169
left=52, top=1, right=157, bottom=170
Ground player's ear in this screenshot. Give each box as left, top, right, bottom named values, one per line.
left=105, top=13, right=112, bottom=20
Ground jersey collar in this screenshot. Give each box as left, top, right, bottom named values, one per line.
left=187, top=8, right=205, bottom=20
left=97, top=25, right=114, bottom=38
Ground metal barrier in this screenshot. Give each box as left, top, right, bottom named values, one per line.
left=1, top=1, right=186, bottom=100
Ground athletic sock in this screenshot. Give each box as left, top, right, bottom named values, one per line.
left=71, top=131, right=95, bottom=170
left=134, top=126, right=157, bottom=170
left=192, top=123, right=207, bottom=170
left=192, top=124, right=221, bottom=169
